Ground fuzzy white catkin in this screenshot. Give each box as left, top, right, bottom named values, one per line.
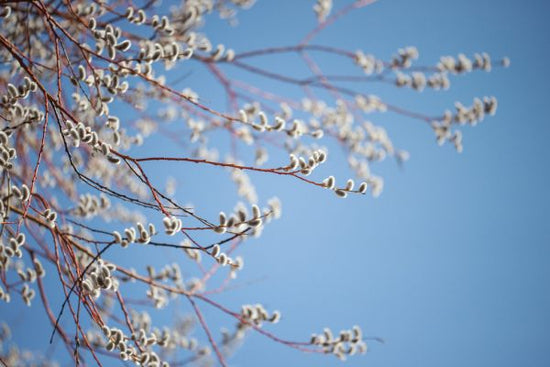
left=211, top=244, right=220, bottom=258
left=335, top=189, right=347, bottom=198
left=324, top=176, right=335, bottom=189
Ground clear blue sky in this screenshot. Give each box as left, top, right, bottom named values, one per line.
left=3, top=1, right=549, bottom=366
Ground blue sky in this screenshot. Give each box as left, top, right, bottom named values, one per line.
left=3, top=1, right=549, bottom=366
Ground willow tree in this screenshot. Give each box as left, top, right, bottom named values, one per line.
left=0, top=1, right=507, bottom=366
